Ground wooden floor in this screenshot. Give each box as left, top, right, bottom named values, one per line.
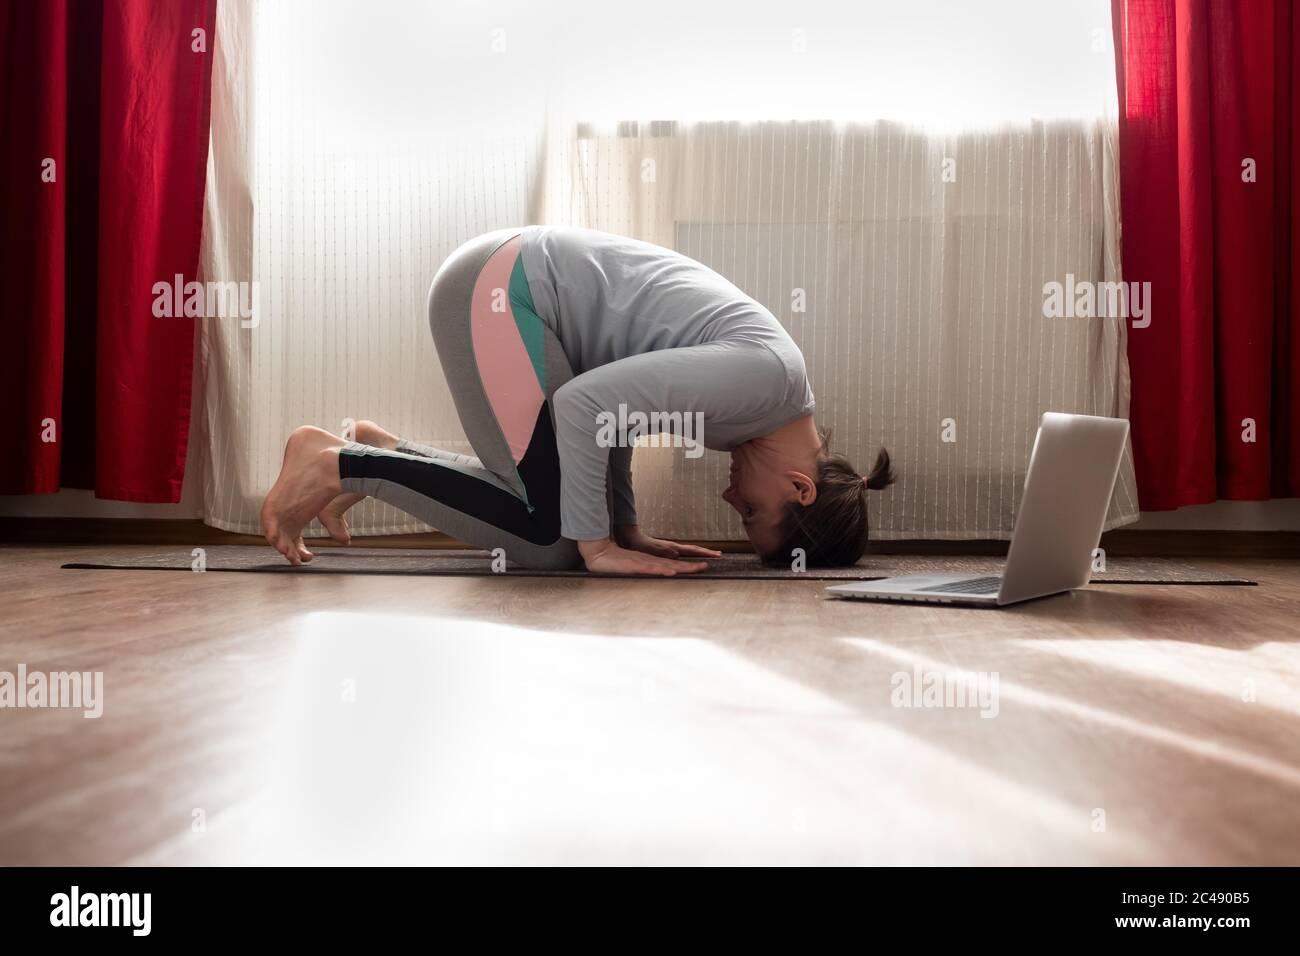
left=2, top=543, right=1298, bottom=866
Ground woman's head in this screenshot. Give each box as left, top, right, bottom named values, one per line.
left=722, top=428, right=895, bottom=565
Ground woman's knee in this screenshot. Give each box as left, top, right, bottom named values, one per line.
left=513, top=538, right=581, bottom=571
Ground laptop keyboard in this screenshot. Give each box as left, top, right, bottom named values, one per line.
left=917, top=576, right=1002, bottom=595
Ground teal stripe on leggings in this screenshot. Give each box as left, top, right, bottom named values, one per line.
left=508, top=253, right=547, bottom=392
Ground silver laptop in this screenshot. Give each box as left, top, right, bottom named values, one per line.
left=827, top=412, right=1130, bottom=607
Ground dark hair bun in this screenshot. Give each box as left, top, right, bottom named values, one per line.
left=864, top=448, right=895, bottom=491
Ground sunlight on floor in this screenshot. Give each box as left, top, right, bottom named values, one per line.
left=1009, top=637, right=1300, bottom=716
left=195, top=611, right=1122, bottom=865
left=842, top=637, right=1300, bottom=791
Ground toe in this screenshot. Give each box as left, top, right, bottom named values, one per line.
left=270, top=531, right=300, bottom=565
left=319, top=512, right=350, bottom=545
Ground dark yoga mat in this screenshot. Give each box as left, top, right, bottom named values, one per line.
left=62, top=547, right=1257, bottom=584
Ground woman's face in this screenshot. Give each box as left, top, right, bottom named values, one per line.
left=722, top=447, right=816, bottom=556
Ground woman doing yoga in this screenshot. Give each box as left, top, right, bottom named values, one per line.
left=261, top=226, right=894, bottom=575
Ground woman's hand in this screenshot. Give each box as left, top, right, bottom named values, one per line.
left=614, top=525, right=723, bottom=561
left=578, top=536, right=711, bottom=576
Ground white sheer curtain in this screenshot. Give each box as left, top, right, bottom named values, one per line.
left=201, top=0, right=549, bottom=535
left=199, top=0, right=1138, bottom=539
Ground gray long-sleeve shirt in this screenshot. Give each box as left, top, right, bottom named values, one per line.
left=520, top=225, right=815, bottom=540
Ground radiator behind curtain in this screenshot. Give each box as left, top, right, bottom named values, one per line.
left=535, top=118, right=1139, bottom=538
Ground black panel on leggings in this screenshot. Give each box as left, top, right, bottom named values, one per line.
left=338, top=404, right=565, bottom=546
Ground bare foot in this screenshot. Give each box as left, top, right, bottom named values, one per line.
left=349, top=419, right=401, bottom=450
left=317, top=492, right=366, bottom=545
left=316, top=420, right=401, bottom=544
left=261, top=426, right=345, bottom=566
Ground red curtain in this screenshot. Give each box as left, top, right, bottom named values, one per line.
left=1112, top=0, right=1299, bottom=510
left=0, top=0, right=216, bottom=501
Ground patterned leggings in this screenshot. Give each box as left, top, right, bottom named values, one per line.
left=337, top=230, right=581, bottom=570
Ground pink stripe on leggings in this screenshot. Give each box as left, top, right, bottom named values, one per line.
left=470, top=235, right=545, bottom=464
